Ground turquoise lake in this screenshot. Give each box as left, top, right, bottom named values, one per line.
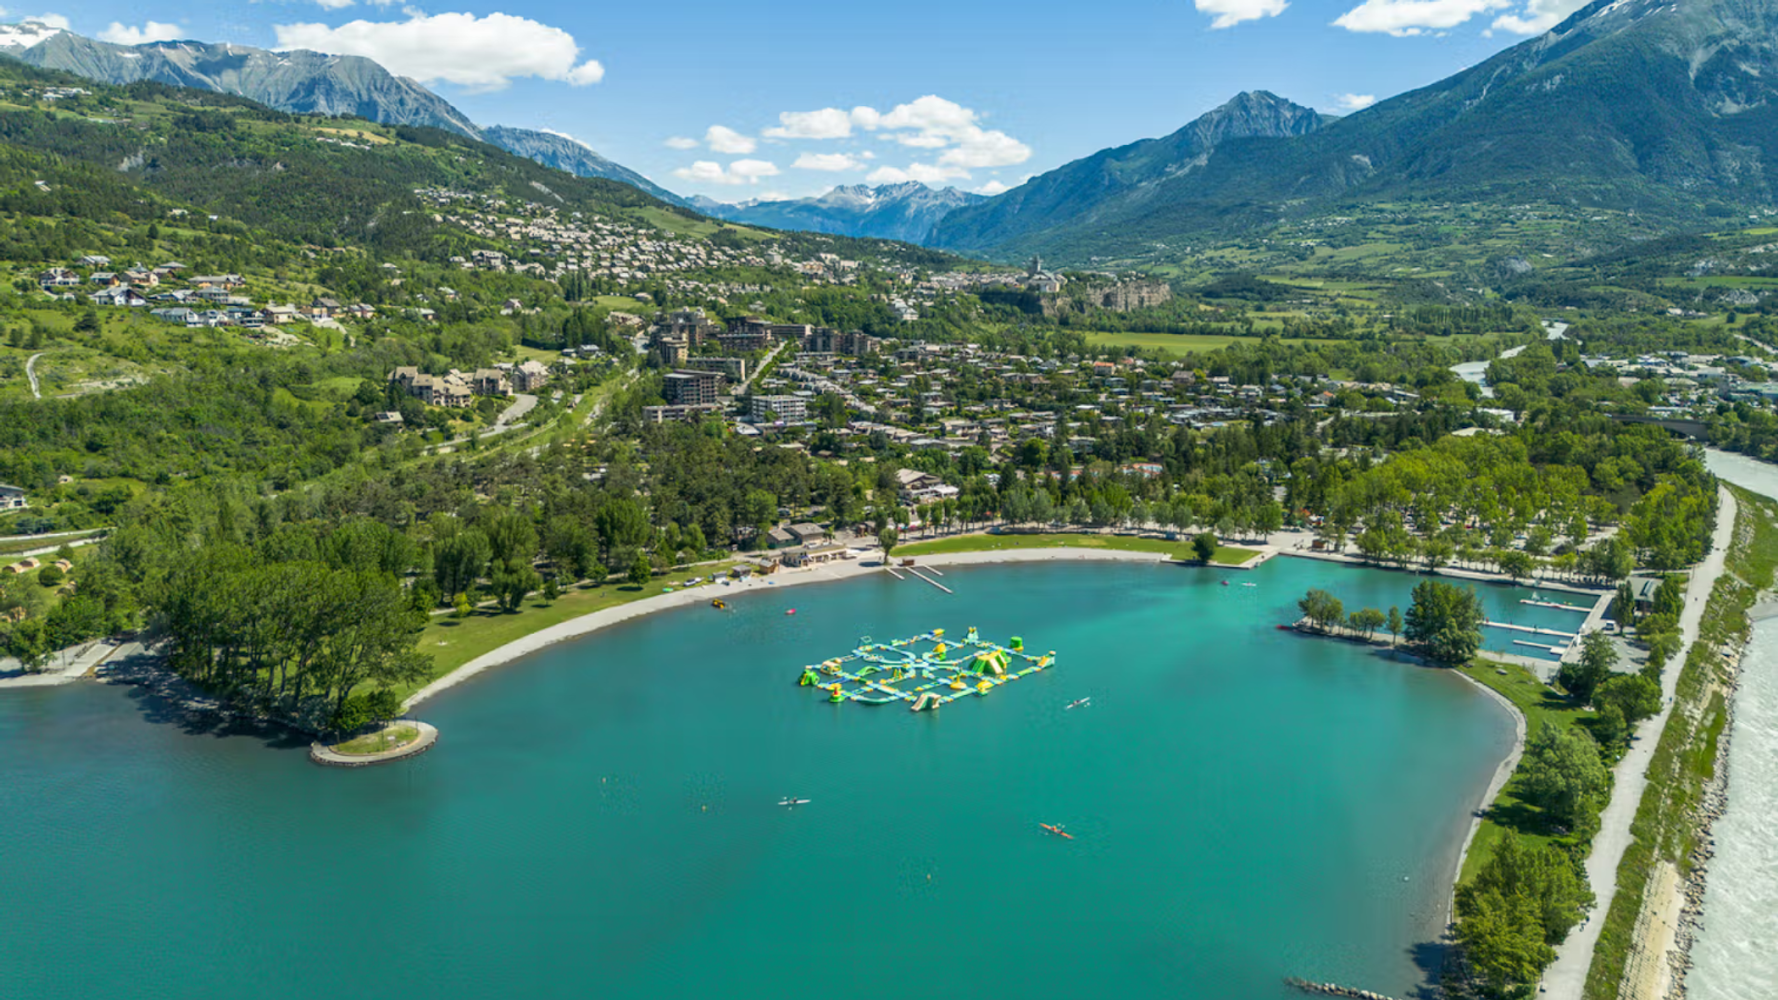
left=0, top=558, right=1553, bottom=1000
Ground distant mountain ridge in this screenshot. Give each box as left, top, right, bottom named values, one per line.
left=698, top=182, right=986, bottom=242
left=933, top=0, right=1778, bottom=262
left=931, top=91, right=1334, bottom=255
left=0, top=21, right=682, bottom=204
left=477, top=126, right=681, bottom=205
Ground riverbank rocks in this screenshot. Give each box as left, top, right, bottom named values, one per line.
left=1283, top=977, right=1401, bottom=1000
left=1664, top=636, right=1745, bottom=1000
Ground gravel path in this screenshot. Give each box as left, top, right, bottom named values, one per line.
left=1541, top=486, right=1738, bottom=999
left=24, top=351, right=42, bottom=399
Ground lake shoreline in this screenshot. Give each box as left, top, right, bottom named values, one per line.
left=1445, top=665, right=1529, bottom=924
left=403, top=547, right=1176, bottom=708
left=407, top=543, right=1532, bottom=985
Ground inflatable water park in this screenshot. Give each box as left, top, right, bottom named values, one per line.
left=797, top=628, right=1055, bottom=712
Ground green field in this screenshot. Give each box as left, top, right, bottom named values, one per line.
left=399, top=562, right=739, bottom=701
left=1454, top=658, right=1596, bottom=882
left=330, top=724, right=418, bottom=755
left=897, top=531, right=1261, bottom=565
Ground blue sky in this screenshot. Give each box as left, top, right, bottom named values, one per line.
left=17, top=0, right=1592, bottom=202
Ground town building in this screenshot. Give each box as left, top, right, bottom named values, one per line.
left=470, top=369, right=511, bottom=396
left=512, top=359, right=551, bottom=392
left=683, top=357, right=748, bottom=382
left=802, top=327, right=882, bottom=356
left=389, top=367, right=473, bottom=407
left=663, top=370, right=725, bottom=407
left=642, top=404, right=723, bottom=424
left=749, top=395, right=807, bottom=423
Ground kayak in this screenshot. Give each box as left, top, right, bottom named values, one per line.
left=1039, top=823, right=1074, bottom=840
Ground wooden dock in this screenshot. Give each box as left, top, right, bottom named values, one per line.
left=906, top=566, right=954, bottom=593
left=1522, top=598, right=1590, bottom=613
left=1485, top=620, right=1577, bottom=638
left=1513, top=639, right=1566, bottom=653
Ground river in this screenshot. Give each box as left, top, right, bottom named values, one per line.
left=1688, top=449, right=1778, bottom=1000
left=0, top=558, right=1530, bottom=1000
left=1452, top=321, right=1569, bottom=398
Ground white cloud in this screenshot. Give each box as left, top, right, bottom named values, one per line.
left=975, top=179, right=1011, bottom=196
left=793, top=152, right=866, bottom=172
left=876, top=95, right=976, bottom=134
left=862, top=96, right=1033, bottom=172
left=312, top=0, right=356, bottom=10
left=272, top=11, right=605, bottom=91
left=866, top=163, right=970, bottom=186
left=704, top=125, right=756, bottom=155
left=663, top=136, right=699, bottom=150
left=762, top=108, right=855, bottom=140
left=98, top=20, right=183, bottom=45
left=672, top=159, right=781, bottom=186
left=1195, top=0, right=1288, bottom=28
left=1333, top=0, right=1510, bottom=35
left=2, top=12, right=70, bottom=29
left=730, top=159, right=780, bottom=181
left=741, top=95, right=1031, bottom=191
left=1335, top=92, right=1378, bottom=111
left=1490, top=0, right=1588, bottom=34
left=939, top=129, right=1030, bottom=169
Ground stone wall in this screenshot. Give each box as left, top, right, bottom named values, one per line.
left=1039, top=279, right=1173, bottom=316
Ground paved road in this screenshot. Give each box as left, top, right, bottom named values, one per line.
left=734, top=340, right=790, bottom=396
left=1541, top=485, right=1739, bottom=1000
left=6, top=536, right=103, bottom=560
left=24, top=351, right=42, bottom=399
left=496, top=393, right=537, bottom=428
left=0, top=637, right=129, bottom=687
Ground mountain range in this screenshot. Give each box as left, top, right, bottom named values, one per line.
left=7, top=0, right=1778, bottom=266
left=0, top=22, right=681, bottom=205
left=691, top=182, right=987, bottom=243
left=931, top=0, right=1778, bottom=262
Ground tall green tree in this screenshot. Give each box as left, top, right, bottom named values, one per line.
left=1454, top=833, right=1592, bottom=995
left=1519, top=723, right=1609, bottom=834
left=1557, top=632, right=1618, bottom=705
left=1192, top=532, right=1218, bottom=563
left=1297, top=589, right=1344, bottom=631
left=1403, top=579, right=1485, bottom=667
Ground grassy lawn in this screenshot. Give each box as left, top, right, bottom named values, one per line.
left=1455, top=657, right=1596, bottom=882
left=330, top=724, right=418, bottom=755
left=1208, top=545, right=1262, bottom=565
left=397, top=563, right=740, bottom=701
left=897, top=531, right=1261, bottom=565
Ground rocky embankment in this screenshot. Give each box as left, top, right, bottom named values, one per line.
left=1665, top=645, right=1739, bottom=998
left=1284, top=977, right=1400, bottom=1000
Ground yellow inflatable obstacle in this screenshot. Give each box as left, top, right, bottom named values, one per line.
left=975, top=649, right=1009, bottom=676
